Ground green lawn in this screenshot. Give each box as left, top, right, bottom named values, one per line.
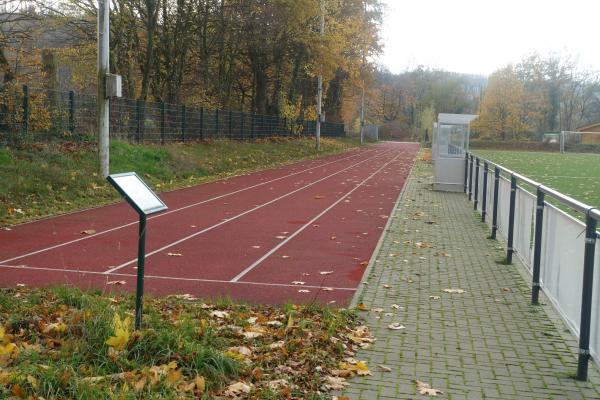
left=472, top=150, right=600, bottom=210
left=0, top=137, right=359, bottom=226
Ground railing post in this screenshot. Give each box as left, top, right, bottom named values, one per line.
left=160, top=101, right=165, bottom=145
left=181, top=105, right=186, bottom=142
left=200, top=107, right=204, bottom=140
left=468, top=154, right=474, bottom=201
left=215, top=108, right=220, bottom=137
left=506, top=174, right=517, bottom=264
left=491, top=167, right=500, bottom=239
left=482, top=162, right=488, bottom=222
left=464, top=153, right=469, bottom=193
left=576, top=212, right=598, bottom=381
left=22, top=85, right=29, bottom=136
left=68, top=90, right=75, bottom=136
left=531, top=189, right=545, bottom=305
left=474, top=158, right=480, bottom=210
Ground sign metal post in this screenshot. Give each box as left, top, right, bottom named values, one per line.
left=107, top=172, right=167, bottom=329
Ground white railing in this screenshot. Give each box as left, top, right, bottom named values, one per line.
left=464, top=153, right=600, bottom=381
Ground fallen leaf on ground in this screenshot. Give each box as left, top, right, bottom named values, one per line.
left=416, top=380, right=444, bottom=396
left=314, top=195, right=324, bottom=199
left=356, top=303, right=369, bottom=311
left=209, top=310, right=229, bottom=319
left=298, top=289, right=310, bottom=293
left=167, top=252, right=183, bottom=257
left=319, top=271, right=334, bottom=275
left=106, top=281, right=126, bottom=285
left=443, top=288, right=465, bottom=294
left=387, top=323, right=405, bottom=330
left=429, top=295, right=440, bottom=300
left=377, top=364, right=392, bottom=372
left=81, top=229, right=96, bottom=235
left=224, top=381, right=253, bottom=397
left=275, top=235, right=286, bottom=239
left=390, top=304, right=402, bottom=310
left=501, top=287, right=512, bottom=292
left=322, top=376, right=348, bottom=390
left=291, top=281, right=305, bottom=285
left=105, top=314, right=131, bottom=351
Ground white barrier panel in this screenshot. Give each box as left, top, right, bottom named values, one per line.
left=476, top=166, right=485, bottom=213
left=513, top=189, right=536, bottom=271
left=496, top=177, right=511, bottom=239
left=540, top=204, right=585, bottom=338
left=592, top=241, right=600, bottom=362
left=469, top=161, right=600, bottom=366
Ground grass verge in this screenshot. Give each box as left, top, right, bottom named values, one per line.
left=0, top=137, right=359, bottom=226
left=0, top=286, right=373, bottom=399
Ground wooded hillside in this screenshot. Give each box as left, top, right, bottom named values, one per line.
left=0, top=0, right=382, bottom=130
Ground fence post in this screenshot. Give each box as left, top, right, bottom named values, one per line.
left=200, top=107, right=204, bottom=140
left=22, top=85, right=29, bottom=136
left=69, top=90, right=75, bottom=136
left=228, top=110, right=232, bottom=138
left=576, top=213, right=598, bottom=381
left=464, top=153, right=469, bottom=193
left=160, top=101, right=165, bottom=145
left=531, top=189, right=545, bottom=305
left=482, top=162, right=488, bottom=222
left=240, top=112, right=245, bottom=139
left=215, top=109, right=219, bottom=137
left=468, top=155, right=473, bottom=201
left=491, top=167, right=500, bottom=239
left=181, top=105, right=186, bottom=142
left=136, top=99, right=142, bottom=143
left=506, top=174, right=517, bottom=264
left=474, top=158, right=480, bottom=210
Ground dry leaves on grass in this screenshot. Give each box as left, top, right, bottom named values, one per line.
left=0, top=286, right=375, bottom=399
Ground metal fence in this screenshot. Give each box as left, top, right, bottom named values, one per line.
left=0, top=85, right=345, bottom=145
left=464, top=152, right=600, bottom=381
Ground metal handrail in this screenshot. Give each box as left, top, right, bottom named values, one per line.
left=469, top=152, right=599, bottom=221
left=466, top=151, right=600, bottom=381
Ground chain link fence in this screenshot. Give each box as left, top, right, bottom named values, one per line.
left=0, top=85, right=345, bottom=145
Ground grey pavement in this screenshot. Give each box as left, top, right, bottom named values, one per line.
left=340, top=155, right=600, bottom=400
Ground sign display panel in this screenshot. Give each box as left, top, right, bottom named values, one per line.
left=107, top=172, right=167, bottom=215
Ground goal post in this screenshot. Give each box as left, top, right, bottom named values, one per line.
left=560, top=131, right=600, bottom=153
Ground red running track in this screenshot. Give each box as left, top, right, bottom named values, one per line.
left=0, top=142, right=419, bottom=305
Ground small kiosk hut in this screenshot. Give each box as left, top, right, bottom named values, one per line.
left=432, top=113, right=478, bottom=192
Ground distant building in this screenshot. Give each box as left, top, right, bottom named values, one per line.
left=576, top=122, right=600, bottom=143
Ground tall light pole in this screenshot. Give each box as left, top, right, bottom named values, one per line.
left=98, top=0, right=110, bottom=177
left=360, top=84, right=364, bottom=144
left=315, top=0, right=324, bottom=151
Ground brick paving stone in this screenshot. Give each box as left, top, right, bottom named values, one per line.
left=339, top=156, right=600, bottom=400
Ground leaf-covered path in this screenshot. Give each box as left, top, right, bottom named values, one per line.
left=341, top=155, right=600, bottom=399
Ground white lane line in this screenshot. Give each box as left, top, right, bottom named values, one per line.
left=0, top=147, right=377, bottom=265
left=103, top=148, right=395, bottom=274
left=0, top=264, right=356, bottom=291
left=230, top=149, right=407, bottom=282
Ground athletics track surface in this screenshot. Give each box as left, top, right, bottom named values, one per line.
left=0, top=142, right=419, bottom=305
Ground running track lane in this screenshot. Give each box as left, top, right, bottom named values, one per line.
left=0, top=142, right=419, bottom=305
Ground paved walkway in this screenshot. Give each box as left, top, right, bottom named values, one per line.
left=341, top=155, right=600, bottom=399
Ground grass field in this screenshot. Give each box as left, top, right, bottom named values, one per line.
left=472, top=150, right=600, bottom=210
left=0, top=137, right=358, bottom=226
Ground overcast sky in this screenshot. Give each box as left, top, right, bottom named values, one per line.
left=379, top=0, right=600, bottom=76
